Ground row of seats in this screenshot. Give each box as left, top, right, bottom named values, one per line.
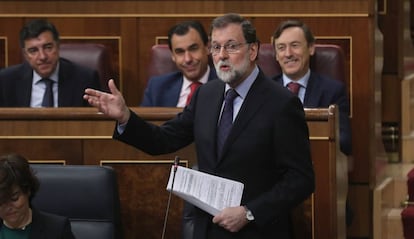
left=61, top=43, right=346, bottom=91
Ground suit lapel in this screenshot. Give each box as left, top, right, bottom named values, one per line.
left=218, top=73, right=268, bottom=162
left=58, top=59, right=78, bottom=107
left=303, top=73, right=322, bottom=107
left=20, top=63, right=34, bottom=106
left=194, top=79, right=225, bottom=165
left=29, top=209, right=44, bottom=239
left=208, top=83, right=226, bottom=162
left=164, top=75, right=183, bottom=106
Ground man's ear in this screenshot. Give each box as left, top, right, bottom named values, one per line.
left=309, top=43, right=316, bottom=56
left=249, top=42, right=259, bottom=61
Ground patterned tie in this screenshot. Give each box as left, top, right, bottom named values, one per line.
left=217, top=89, right=238, bottom=157
left=186, top=82, right=202, bottom=106
left=287, top=82, right=301, bottom=96
left=41, top=78, right=54, bottom=107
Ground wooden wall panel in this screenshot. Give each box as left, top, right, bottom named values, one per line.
left=0, top=38, right=5, bottom=68
left=0, top=140, right=83, bottom=164
left=0, top=1, right=371, bottom=15
left=102, top=161, right=186, bottom=239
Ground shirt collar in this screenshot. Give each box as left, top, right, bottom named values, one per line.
left=225, top=65, right=259, bottom=99
left=33, top=62, right=60, bottom=84
left=182, top=65, right=210, bottom=89
left=282, top=68, right=310, bottom=88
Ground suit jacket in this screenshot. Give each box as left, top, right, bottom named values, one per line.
left=0, top=58, right=101, bottom=107
left=140, top=69, right=217, bottom=106
left=0, top=208, right=75, bottom=239
left=273, top=72, right=352, bottom=156
left=115, top=70, right=315, bottom=239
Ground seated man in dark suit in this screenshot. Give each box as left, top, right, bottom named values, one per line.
left=141, top=20, right=217, bottom=107
left=0, top=19, right=101, bottom=107
left=271, top=19, right=353, bottom=226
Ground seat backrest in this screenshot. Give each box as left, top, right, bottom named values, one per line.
left=256, top=43, right=346, bottom=83
left=30, top=164, right=122, bottom=239
left=147, top=43, right=346, bottom=83
left=148, top=44, right=177, bottom=79
left=59, top=43, right=112, bottom=90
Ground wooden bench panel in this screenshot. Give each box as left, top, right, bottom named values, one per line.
left=0, top=106, right=346, bottom=239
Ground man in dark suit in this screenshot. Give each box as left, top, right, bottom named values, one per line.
left=141, top=20, right=216, bottom=107
left=271, top=19, right=353, bottom=226
left=84, top=13, right=314, bottom=239
left=0, top=19, right=100, bottom=107
left=271, top=19, right=352, bottom=157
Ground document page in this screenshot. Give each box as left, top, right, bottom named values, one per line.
left=166, top=166, right=244, bottom=216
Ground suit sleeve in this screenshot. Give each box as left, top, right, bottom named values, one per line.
left=114, top=109, right=194, bottom=155
left=141, top=77, right=155, bottom=106
left=248, top=96, right=315, bottom=228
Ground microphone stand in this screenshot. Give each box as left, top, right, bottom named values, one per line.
left=161, top=156, right=180, bottom=239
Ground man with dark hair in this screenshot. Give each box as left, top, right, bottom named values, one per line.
left=84, top=13, right=314, bottom=238
left=272, top=19, right=353, bottom=226
left=0, top=19, right=101, bottom=107
left=141, top=20, right=217, bottom=107
left=272, top=19, right=352, bottom=156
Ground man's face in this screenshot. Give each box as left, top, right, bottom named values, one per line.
left=211, top=23, right=258, bottom=87
left=170, top=28, right=210, bottom=82
left=23, top=31, right=59, bottom=78
left=274, top=26, right=315, bottom=81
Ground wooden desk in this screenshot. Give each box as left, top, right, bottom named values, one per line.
left=0, top=106, right=346, bottom=239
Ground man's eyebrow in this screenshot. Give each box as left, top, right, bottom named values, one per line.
left=188, top=43, right=199, bottom=49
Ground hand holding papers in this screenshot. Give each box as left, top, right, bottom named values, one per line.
left=166, top=165, right=244, bottom=216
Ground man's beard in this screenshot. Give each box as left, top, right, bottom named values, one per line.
left=215, top=57, right=250, bottom=84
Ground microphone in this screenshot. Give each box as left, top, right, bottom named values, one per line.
left=173, top=155, right=180, bottom=173
left=161, top=156, right=180, bottom=239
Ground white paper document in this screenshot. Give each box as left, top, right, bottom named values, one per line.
left=166, top=165, right=244, bottom=216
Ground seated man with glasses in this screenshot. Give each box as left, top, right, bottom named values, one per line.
left=0, top=19, right=101, bottom=107
left=209, top=41, right=251, bottom=55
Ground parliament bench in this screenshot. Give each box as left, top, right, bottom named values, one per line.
left=0, top=106, right=346, bottom=239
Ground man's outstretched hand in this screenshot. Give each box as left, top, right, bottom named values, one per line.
left=84, top=79, right=130, bottom=124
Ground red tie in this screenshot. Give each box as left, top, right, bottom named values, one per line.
left=186, top=82, right=202, bottom=105
left=287, top=82, right=301, bottom=96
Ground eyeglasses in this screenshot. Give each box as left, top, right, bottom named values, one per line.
left=210, top=42, right=249, bottom=55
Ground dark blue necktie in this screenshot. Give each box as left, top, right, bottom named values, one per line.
left=217, top=89, right=238, bottom=157
left=41, top=78, right=54, bottom=107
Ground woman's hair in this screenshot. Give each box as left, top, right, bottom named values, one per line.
left=0, top=154, right=39, bottom=205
